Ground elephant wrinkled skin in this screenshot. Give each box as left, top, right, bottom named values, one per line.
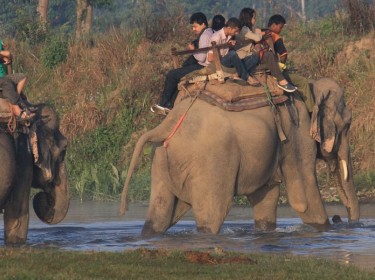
left=0, top=103, right=69, bottom=244
left=122, top=84, right=356, bottom=234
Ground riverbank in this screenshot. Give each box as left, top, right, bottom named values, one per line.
left=0, top=248, right=374, bottom=279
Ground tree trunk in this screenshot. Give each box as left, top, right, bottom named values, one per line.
left=76, top=0, right=94, bottom=39
left=85, top=2, right=93, bottom=35
left=301, top=0, right=306, bottom=22
left=37, top=0, right=49, bottom=28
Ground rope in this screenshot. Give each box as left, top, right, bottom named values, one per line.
left=7, top=104, right=17, bottom=133
left=257, top=72, right=277, bottom=112
left=163, top=94, right=199, bottom=148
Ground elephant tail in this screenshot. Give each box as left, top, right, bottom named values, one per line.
left=119, top=118, right=178, bottom=216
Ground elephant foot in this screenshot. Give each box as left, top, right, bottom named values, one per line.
left=306, top=219, right=331, bottom=231
left=254, top=219, right=276, bottom=231
left=196, top=226, right=219, bottom=234
left=141, top=220, right=166, bottom=237
left=5, top=234, right=27, bottom=246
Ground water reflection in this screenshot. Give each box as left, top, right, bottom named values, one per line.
left=0, top=201, right=374, bottom=270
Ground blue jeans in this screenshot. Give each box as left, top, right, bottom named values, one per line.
left=221, top=50, right=249, bottom=81
left=242, top=54, right=260, bottom=74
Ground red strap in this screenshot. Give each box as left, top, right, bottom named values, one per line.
left=163, top=112, right=187, bottom=148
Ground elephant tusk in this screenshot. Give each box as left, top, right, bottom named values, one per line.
left=340, top=160, right=348, bottom=182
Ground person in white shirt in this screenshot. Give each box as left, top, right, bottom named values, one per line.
left=154, top=12, right=215, bottom=112
left=207, top=17, right=259, bottom=85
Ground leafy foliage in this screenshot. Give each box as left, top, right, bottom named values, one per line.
left=41, top=34, right=69, bottom=68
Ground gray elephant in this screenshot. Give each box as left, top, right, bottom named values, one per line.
left=0, top=102, right=69, bottom=244
left=120, top=77, right=358, bottom=235
left=309, top=77, right=359, bottom=222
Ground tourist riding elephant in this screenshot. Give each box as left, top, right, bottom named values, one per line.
left=309, top=78, right=359, bottom=222
left=120, top=80, right=348, bottom=235
left=0, top=102, right=69, bottom=244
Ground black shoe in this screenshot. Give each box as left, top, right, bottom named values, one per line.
left=277, top=82, right=297, bottom=92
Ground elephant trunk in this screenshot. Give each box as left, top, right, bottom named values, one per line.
left=334, top=128, right=359, bottom=222
left=33, top=162, right=70, bottom=224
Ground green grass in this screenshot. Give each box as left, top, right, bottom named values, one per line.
left=0, top=248, right=373, bottom=280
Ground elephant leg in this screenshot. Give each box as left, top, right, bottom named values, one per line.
left=193, top=198, right=233, bottom=234
left=170, top=199, right=191, bottom=226
left=142, top=147, right=178, bottom=236
left=247, top=183, right=280, bottom=231
left=4, top=136, right=32, bottom=245
left=191, top=181, right=233, bottom=234
left=142, top=179, right=176, bottom=236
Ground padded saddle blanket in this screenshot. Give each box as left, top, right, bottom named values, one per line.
left=176, top=77, right=288, bottom=112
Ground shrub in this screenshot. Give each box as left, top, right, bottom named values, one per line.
left=343, top=0, right=375, bottom=34
left=41, top=36, right=69, bottom=69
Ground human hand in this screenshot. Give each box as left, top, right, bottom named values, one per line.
left=188, top=43, right=195, bottom=50
left=3, top=57, right=12, bottom=65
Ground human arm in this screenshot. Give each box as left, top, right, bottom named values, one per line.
left=243, top=27, right=262, bottom=43
left=274, top=37, right=288, bottom=63
left=0, top=50, right=12, bottom=64
left=193, top=29, right=213, bottom=64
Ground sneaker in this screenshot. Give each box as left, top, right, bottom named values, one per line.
left=277, top=82, right=297, bottom=92
left=247, top=75, right=261, bottom=86
left=150, top=104, right=171, bottom=116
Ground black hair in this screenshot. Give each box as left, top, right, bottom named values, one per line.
left=225, top=17, right=241, bottom=29
left=190, top=12, right=208, bottom=26
left=268, top=14, right=286, bottom=27
left=211, top=14, right=225, bottom=31
left=239, top=7, right=256, bottom=29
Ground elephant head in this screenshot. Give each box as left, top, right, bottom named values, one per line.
left=309, top=78, right=359, bottom=222
left=31, top=104, right=70, bottom=224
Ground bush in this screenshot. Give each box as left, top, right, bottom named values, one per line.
left=41, top=36, right=69, bottom=69
left=343, top=0, right=375, bottom=34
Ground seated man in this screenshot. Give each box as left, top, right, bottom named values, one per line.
left=267, top=14, right=314, bottom=111
left=206, top=17, right=259, bottom=85
left=0, top=76, right=34, bottom=121
left=0, top=41, right=28, bottom=96
left=152, top=12, right=213, bottom=112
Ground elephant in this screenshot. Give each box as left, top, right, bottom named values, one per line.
left=120, top=77, right=358, bottom=235
left=0, top=101, right=69, bottom=244
left=309, top=77, right=359, bottom=222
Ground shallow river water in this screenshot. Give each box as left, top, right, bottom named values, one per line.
left=1, top=201, right=374, bottom=270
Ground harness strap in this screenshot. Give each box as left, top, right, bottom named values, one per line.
left=163, top=95, right=199, bottom=148
left=259, top=76, right=287, bottom=141
left=7, top=104, right=17, bottom=133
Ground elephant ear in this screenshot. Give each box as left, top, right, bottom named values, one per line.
left=309, top=86, right=332, bottom=144
left=310, top=80, right=352, bottom=154
left=309, top=85, right=336, bottom=153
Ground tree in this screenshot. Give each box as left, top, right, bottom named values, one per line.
left=76, top=0, right=112, bottom=39
left=301, top=0, right=306, bottom=22
left=37, top=0, right=49, bottom=27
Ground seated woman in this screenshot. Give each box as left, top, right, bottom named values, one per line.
left=236, top=8, right=297, bottom=92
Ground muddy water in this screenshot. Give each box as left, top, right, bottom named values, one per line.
left=1, top=201, right=374, bottom=270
